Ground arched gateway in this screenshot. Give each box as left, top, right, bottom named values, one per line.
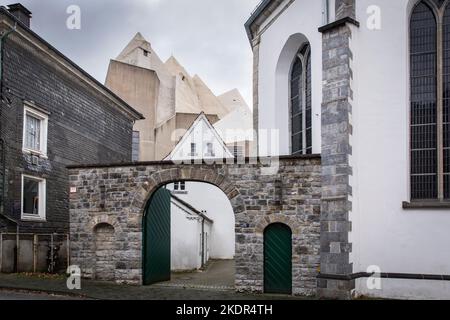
left=68, top=155, right=321, bottom=295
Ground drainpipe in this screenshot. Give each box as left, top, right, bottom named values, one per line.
left=322, top=0, right=330, bottom=25
left=0, top=24, right=17, bottom=222
left=0, top=23, right=16, bottom=95
left=201, top=216, right=205, bottom=268
left=0, top=25, right=19, bottom=272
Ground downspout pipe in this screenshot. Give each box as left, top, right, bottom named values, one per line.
left=201, top=216, right=205, bottom=268
left=0, top=25, right=19, bottom=271
left=0, top=23, right=17, bottom=96
left=0, top=25, right=18, bottom=228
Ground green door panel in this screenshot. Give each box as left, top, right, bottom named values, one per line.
left=264, top=223, right=292, bottom=294
left=143, top=187, right=171, bottom=285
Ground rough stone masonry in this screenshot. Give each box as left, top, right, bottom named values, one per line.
left=68, top=155, right=321, bottom=296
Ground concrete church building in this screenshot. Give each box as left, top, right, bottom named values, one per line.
left=105, top=33, right=252, bottom=161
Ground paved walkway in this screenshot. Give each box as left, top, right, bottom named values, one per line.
left=0, top=273, right=310, bottom=300
left=0, top=289, right=82, bottom=300
left=153, top=260, right=235, bottom=290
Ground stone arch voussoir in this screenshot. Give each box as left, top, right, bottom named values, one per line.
left=88, top=214, right=122, bottom=233
left=136, top=166, right=241, bottom=214
left=255, top=215, right=301, bottom=235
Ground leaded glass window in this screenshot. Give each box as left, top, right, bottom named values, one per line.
left=290, top=43, right=312, bottom=155
left=410, top=2, right=438, bottom=199
left=443, top=4, right=450, bottom=198
left=410, top=1, right=450, bottom=200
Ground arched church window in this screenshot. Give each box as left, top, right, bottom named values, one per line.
left=290, top=43, right=312, bottom=155
left=409, top=0, right=450, bottom=200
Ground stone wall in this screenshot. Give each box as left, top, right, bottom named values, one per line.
left=68, top=155, right=322, bottom=295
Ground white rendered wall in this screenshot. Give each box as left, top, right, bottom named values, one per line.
left=350, top=0, right=450, bottom=299
left=257, top=0, right=323, bottom=156
left=167, top=182, right=235, bottom=260
left=170, top=201, right=202, bottom=271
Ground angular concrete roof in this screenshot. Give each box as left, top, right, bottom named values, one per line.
left=214, top=90, right=253, bottom=144
left=165, top=55, right=190, bottom=78
left=117, top=32, right=152, bottom=61
left=113, top=32, right=247, bottom=121
left=218, top=89, right=250, bottom=114
left=192, top=75, right=229, bottom=118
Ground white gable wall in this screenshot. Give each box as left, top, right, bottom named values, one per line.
left=168, top=115, right=233, bottom=161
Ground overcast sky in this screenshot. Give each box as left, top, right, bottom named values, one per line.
left=4, top=0, right=260, bottom=106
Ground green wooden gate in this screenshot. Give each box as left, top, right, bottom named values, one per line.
left=264, top=223, right=292, bottom=294
left=143, top=187, right=172, bottom=285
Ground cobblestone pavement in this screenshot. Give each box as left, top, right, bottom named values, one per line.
left=0, top=273, right=312, bottom=300
left=153, top=260, right=235, bottom=290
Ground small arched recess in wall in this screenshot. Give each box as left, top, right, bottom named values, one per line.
left=93, top=223, right=116, bottom=281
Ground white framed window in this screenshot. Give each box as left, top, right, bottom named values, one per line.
left=23, top=105, right=48, bottom=157
left=173, top=181, right=187, bottom=194
left=174, top=181, right=186, bottom=191
left=229, top=145, right=244, bottom=158
left=132, top=131, right=140, bottom=162
left=21, top=174, right=46, bottom=221
left=205, top=142, right=215, bottom=157
left=189, top=143, right=197, bottom=157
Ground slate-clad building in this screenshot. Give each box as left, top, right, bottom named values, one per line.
left=0, top=3, right=143, bottom=235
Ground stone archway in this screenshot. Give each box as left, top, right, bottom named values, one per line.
left=68, top=156, right=322, bottom=294
left=131, top=167, right=244, bottom=289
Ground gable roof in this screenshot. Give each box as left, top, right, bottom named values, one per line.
left=171, top=194, right=214, bottom=224
left=165, top=112, right=234, bottom=160
left=0, top=7, right=144, bottom=121
left=245, top=0, right=274, bottom=42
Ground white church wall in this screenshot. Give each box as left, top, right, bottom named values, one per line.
left=257, top=0, right=323, bottom=156
left=350, top=0, right=450, bottom=299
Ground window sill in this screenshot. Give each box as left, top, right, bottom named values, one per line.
left=21, top=215, right=46, bottom=222
left=403, top=201, right=450, bottom=209
left=172, top=191, right=188, bottom=195
left=23, top=149, right=48, bottom=159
